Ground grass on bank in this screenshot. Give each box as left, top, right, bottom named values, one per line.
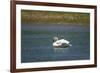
left=21, top=10, right=90, bottom=26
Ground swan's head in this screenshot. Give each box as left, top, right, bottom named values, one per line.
left=53, top=37, right=58, bottom=42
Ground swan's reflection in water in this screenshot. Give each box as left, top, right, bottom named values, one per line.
left=53, top=47, right=69, bottom=52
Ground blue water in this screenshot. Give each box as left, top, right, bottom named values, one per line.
left=21, top=24, right=90, bottom=63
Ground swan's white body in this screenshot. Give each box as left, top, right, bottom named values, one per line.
left=53, top=37, right=72, bottom=48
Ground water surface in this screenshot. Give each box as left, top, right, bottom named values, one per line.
left=21, top=24, right=90, bottom=63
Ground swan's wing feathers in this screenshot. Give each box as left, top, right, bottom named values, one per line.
left=59, top=39, right=70, bottom=44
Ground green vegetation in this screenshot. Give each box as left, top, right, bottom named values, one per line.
left=21, top=10, right=90, bottom=25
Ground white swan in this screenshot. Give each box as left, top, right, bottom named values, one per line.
left=53, top=37, right=72, bottom=48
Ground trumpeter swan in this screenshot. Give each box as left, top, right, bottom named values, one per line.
left=53, top=37, right=72, bottom=48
